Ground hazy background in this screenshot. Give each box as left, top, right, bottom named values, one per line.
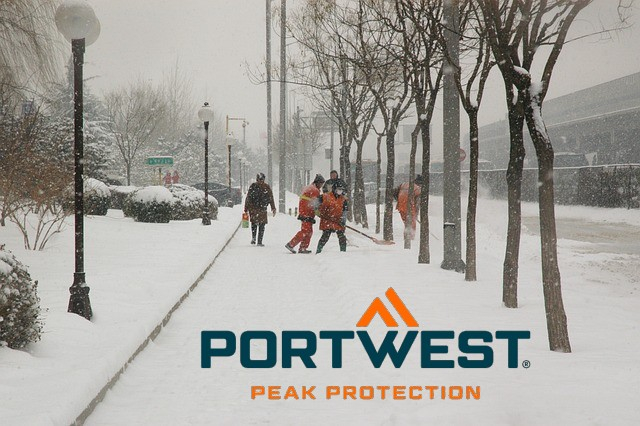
left=84, top=0, right=640, bottom=162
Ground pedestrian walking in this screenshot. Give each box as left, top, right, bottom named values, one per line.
left=172, top=170, right=180, bottom=184
left=316, top=180, right=348, bottom=253
left=285, top=174, right=325, bottom=254
left=322, top=170, right=347, bottom=194
left=394, top=174, right=423, bottom=239
left=163, top=171, right=172, bottom=186
left=244, top=172, right=276, bottom=246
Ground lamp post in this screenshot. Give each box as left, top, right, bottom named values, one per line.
left=225, top=115, right=247, bottom=204
left=198, top=102, right=215, bottom=225
left=55, top=0, right=100, bottom=321
left=238, top=155, right=245, bottom=193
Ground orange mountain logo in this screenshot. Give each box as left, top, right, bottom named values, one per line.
left=356, top=287, right=419, bottom=328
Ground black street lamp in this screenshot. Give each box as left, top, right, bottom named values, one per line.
left=55, top=0, right=100, bottom=321
left=198, top=102, right=215, bottom=225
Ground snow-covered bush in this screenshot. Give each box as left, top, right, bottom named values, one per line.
left=83, top=178, right=111, bottom=216
left=167, top=184, right=218, bottom=221
left=123, top=186, right=174, bottom=223
left=109, top=185, right=138, bottom=210
left=0, top=245, right=43, bottom=349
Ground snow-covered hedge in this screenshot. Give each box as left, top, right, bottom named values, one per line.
left=0, top=245, right=43, bottom=349
left=168, top=184, right=218, bottom=221
left=109, top=185, right=138, bottom=210
left=84, top=178, right=111, bottom=216
left=123, top=186, right=174, bottom=223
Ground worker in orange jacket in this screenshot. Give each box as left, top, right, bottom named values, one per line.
left=316, top=180, right=348, bottom=253
left=394, top=174, right=423, bottom=239
left=285, top=174, right=325, bottom=254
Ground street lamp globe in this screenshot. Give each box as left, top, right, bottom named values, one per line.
left=198, top=102, right=215, bottom=123
left=55, top=1, right=100, bottom=44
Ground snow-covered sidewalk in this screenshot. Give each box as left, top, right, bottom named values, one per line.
left=1, top=194, right=639, bottom=425
left=0, top=207, right=241, bottom=425
left=80, top=201, right=639, bottom=425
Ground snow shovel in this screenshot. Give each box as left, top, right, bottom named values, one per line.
left=344, top=224, right=395, bottom=245
left=318, top=214, right=394, bottom=245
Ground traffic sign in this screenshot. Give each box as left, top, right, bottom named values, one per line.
left=459, top=148, right=466, bottom=162
left=146, top=156, right=173, bottom=166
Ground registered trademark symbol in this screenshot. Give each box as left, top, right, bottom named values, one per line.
left=522, top=360, right=531, bottom=368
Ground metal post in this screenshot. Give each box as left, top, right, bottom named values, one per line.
left=227, top=144, right=232, bottom=197
left=278, top=0, right=287, bottom=213
left=330, top=119, right=334, bottom=171
left=266, top=0, right=273, bottom=184
left=441, top=0, right=465, bottom=273
left=202, top=120, right=211, bottom=225
left=239, top=159, right=243, bottom=194
left=68, top=38, right=92, bottom=320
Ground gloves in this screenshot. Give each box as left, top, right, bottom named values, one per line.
left=340, top=212, right=347, bottom=227
left=272, top=208, right=277, bottom=217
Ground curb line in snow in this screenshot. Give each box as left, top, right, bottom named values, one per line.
left=72, top=222, right=242, bottom=426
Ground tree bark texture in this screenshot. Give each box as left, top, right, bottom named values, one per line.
left=524, top=91, right=572, bottom=353
left=503, top=93, right=525, bottom=308
left=465, top=108, right=479, bottom=281
left=418, top=121, right=431, bottom=264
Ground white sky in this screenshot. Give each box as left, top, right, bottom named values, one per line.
left=84, top=0, right=640, bottom=157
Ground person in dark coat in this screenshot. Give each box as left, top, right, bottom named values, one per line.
left=322, top=170, right=347, bottom=194
left=316, top=180, right=348, bottom=253
left=244, top=172, right=276, bottom=246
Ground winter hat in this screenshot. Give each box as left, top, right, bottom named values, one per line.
left=333, top=180, right=345, bottom=190
left=256, top=172, right=266, bottom=181
left=313, top=174, right=325, bottom=184
left=415, top=174, right=424, bottom=184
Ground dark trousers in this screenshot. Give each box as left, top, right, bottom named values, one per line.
left=316, top=229, right=346, bottom=253
left=251, top=223, right=265, bottom=244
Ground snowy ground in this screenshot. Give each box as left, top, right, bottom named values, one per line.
left=1, top=193, right=639, bottom=425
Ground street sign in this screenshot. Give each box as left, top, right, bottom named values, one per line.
left=459, top=148, right=466, bottom=162
left=146, top=156, right=173, bottom=166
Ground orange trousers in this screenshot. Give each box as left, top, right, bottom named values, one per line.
left=288, top=221, right=314, bottom=251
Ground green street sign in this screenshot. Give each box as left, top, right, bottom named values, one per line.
left=146, top=156, right=174, bottom=166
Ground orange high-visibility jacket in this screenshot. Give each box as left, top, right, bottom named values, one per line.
left=298, top=184, right=321, bottom=220
left=318, top=192, right=348, bottom=231
left=396, top=182, right=421, bottom=215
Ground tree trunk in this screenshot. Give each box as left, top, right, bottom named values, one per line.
left=383, top=127, right=397, bottom=241
left=418, top=121, right=431, bottom=264
left=126, top=162, right=132, bottom=186
left=353, top=141, right=368, bottom=228
left=375, top=134, right=382, bottom=234
left=524, top=91, right=572, bottom=353
left=405, top=123, right=419, bottom=249
left=465, top=108, right=479, bottom=281
left=503, top=94, right=525, bottom=308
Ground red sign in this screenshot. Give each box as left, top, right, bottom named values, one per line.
left=459, top=148, right=466, bottom=162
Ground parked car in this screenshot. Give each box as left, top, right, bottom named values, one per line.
left=192, top=181, right=242, bottom=206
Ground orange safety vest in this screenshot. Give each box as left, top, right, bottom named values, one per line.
left=298, top=184, right=320, bottom=218
left=319, top=192, right=347, bottom=231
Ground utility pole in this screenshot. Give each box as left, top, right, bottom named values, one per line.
left=441, top=0, right=465, bottom=273
left=278, top=0, right=286, bottom=213
left=266, top=0, right=273, bottom=184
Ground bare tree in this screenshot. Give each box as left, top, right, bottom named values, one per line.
left=477, top=0, right=630, bottom=352
left=436, top=0, right=495, bottom=279
left=390, top=0, right=445, bottom=256
left=104, top=80, right=166, bottom=185
left=0, top=0, right=60, bottom=101
left=355, top=0, right=413, bottom=241
left=288, top=0, right=378, bottom=227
